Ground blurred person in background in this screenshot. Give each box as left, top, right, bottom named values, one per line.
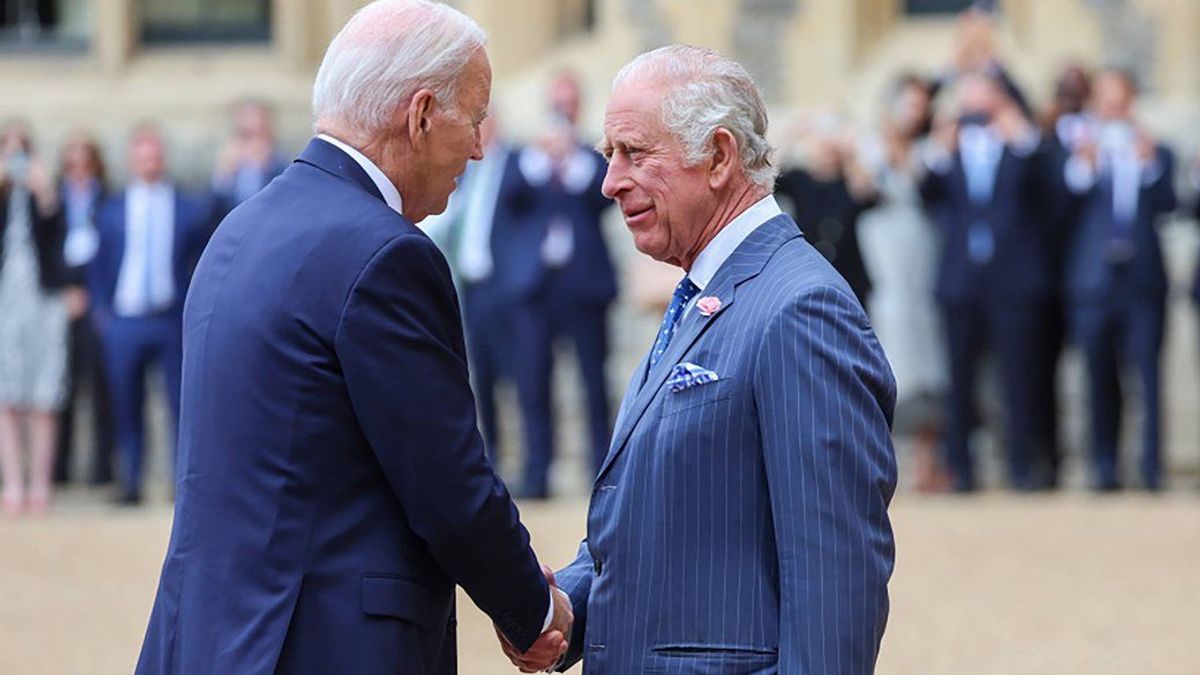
left=1191, top=148, right=1200, bottom=343
left=90, top=124, right=210, bottom=505
left=0, top=120, right=67, bottom=516
left=54, top=132, right=115, bottom=487
left=920, top=71, right=1058, bottom=492
left=856, top=73, right=950, bottom=492
left=1024, top=63, right=1096, bottom=490
left=1061, top=69, right=1177, bottom=491
left=420, top=110, right=522, bottom=460
left=933, top=2, right=1031, bottom=118
left=505, top=70, right=617, bottom=497
left=210, top=99, right=287, bottom=219
left=774, top=114, right=876, bottom=307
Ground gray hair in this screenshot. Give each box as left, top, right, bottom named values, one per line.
left=613, top=45, right=777, bottom=189
left=312, top=0, right=486, bottom=138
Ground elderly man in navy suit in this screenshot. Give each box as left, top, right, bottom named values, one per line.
left=505, top=45, right=897, bottom=674
left=90, top=125, right=210, bottom=505
left=136, top=2, right=571, bottom=674
left=1061, top=69, right=1177, bottom=491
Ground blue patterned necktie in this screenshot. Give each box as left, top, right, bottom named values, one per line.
left=648, top=277, right=700, bottom=371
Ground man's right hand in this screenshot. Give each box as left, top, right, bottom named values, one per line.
left=497, top=565, right=573, bottom=672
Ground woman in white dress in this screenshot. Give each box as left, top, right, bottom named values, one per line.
left=856, top=75, right=950, bottom=492
left=0, top=122, right=68, bottom=516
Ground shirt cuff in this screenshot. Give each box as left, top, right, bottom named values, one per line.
left=1009, top=129, right=1041, bottom=157
left=920, top=142, right=953, bottom=175
left=541, top=586, right=555, bottom=632
left=1140, top=157, right=1164, bottom=186
left=1064, top=156, right=1096, bottom=194
left=519, top=147, right=554, bottom=186
left=559, top=149, right=598, bottom=194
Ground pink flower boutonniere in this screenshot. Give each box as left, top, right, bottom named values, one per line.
left=696, top=296, right=722, bottom=317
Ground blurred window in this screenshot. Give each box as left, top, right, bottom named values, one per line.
left=0, top=0, right=88, bottom=52
left=904, top=0, right=977, bottom=15
left=557, top=0, right=597, bottom=39
left=141, top=0, right=271, bottom=44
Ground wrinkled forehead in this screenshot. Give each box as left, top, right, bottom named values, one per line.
left=604, top=77, right=668, bottom=134
left=457, top=48, right=493, bottom=108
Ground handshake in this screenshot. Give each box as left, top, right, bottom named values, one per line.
left=495, top=565, right=574, bottom=673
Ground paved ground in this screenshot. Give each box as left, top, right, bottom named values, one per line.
left=2, top=490, right=1197, bottom=675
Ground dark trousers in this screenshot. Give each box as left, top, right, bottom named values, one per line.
left=55, top=313, right=115, bottom=484
left=1070, top=289, right=1166, bottom=490
left=103, top=313, right=183, bottom=499
left=1033, top=299, right=1066, bottom=486
left=942, top=299, right=1055, bottom=491
left=512, top=286, right=611, bottom=496
left=461, top=280, right=513, bottom=461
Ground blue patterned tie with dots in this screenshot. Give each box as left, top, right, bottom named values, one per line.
left=648, top=277, right=700, bottom=371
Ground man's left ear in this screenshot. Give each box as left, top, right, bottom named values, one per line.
left=708, top=127, right=739, bottom=190
left=407, top=89, right=436, bottom=145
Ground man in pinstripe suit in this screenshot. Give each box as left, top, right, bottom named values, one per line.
left=501, top=45, right=898, bottom=674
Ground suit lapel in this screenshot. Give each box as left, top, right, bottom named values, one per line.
left=596, top=214, right=801, bottom=482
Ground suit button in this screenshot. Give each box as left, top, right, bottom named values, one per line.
left=593, top=559, right=602, bottom=575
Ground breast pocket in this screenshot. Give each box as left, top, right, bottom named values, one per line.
left=659, top=377, right=736, bottom=418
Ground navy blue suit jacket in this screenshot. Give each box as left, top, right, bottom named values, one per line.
left=491, top=146, right=616, bottom=304
left=1062, top=146, right=1177, bottom=304
left=89, top=187, right=210, bottom=323
left=921, top=143, right=1056, bottom=306
left=136, top=139, right=550, bottom=675
left=555, top=214, right=898, bottom=673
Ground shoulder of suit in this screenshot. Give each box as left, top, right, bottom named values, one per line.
left=758, top=237, right=857, bottom=301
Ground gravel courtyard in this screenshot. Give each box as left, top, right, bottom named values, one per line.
left=2, top=490, right=1197, bottom=674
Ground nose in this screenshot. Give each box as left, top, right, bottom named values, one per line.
left=601, top=156, right=628, bottom=200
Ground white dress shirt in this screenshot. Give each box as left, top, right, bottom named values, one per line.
left=456, top=143, right=509, bottom=282
left=317, top=134, right=404, bottom=216
left=682, top=194, right=783, bottom=317
left=114, top=181, right=176, bottom=317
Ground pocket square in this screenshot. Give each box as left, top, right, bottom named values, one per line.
left=667, top=362, right=720, bottom=393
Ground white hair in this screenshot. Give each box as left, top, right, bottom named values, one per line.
left=312, top=0, right=486, bottom=138
left=613, top=45, right=777, bottom=190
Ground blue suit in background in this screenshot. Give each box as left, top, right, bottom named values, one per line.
left=136, top=139, right=551, bottom=674
left=555, top=213, right=897, bottom=674
left=494, top=144, right=617, bottom=496
left=920, top=130, right=1059, bottom=491
left=424, top=143, right=524, bottom=459
left=1062, top=145, right=1177, bottom=490
left=89, top=187, right=209, bottom=501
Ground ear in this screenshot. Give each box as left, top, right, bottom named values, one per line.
left=406, top=89, right=437, bottom=146
left=707, top=127, right=739, bottom=190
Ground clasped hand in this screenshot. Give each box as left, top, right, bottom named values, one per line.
left=495, top=565, right=572, bottom=673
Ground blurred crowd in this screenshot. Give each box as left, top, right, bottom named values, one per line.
left=773, top=8, right=1199, bottom=494
left=0, top=101, right=283, bottom=514
left=2, top=7, right=1199, bottom=516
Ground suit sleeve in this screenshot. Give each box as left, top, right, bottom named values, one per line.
left=334, top=232, right=550, bottom=651
left=553, top=540, right=595, bottom=671
left=1143, top=146, right=1177, bottom=218
left=87, top=201, right=115, bottom=326
left=754, top=285, right=898, bottom=675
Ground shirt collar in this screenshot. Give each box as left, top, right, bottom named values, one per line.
left=686, top=194, right=782, bottom=292
left=317, top=133, right=404, bottom=216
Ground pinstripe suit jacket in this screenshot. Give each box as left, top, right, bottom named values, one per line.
left=556, top=213, right=898, bottom=674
